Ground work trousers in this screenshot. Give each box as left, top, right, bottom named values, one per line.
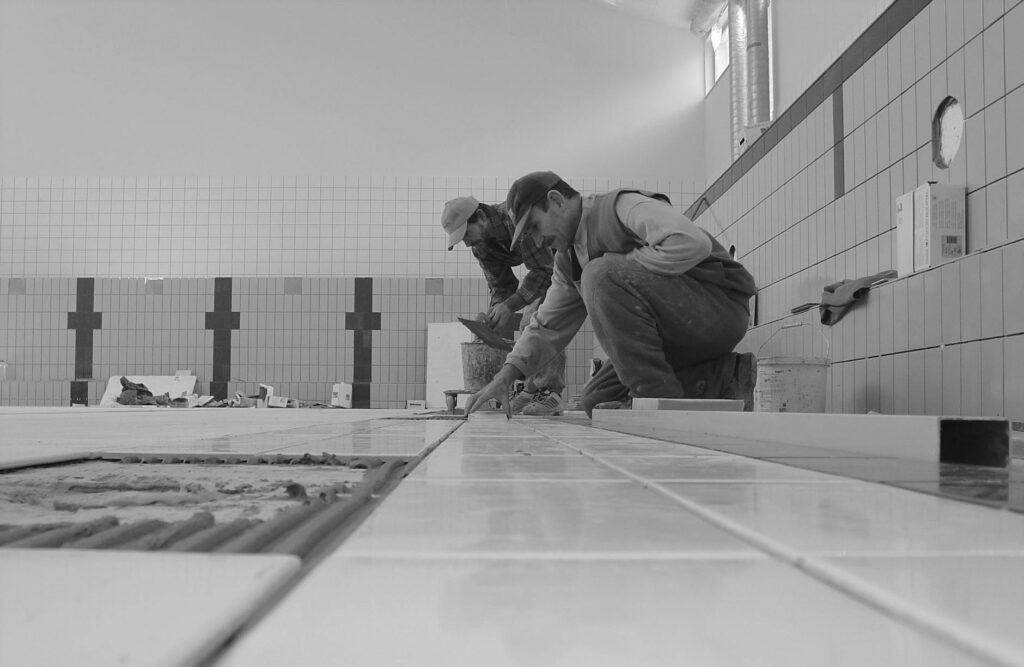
left=579, top=254, right=749, bottom=413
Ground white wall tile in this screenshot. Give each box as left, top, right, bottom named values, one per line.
left=986, top=178, right=1008, bottom=245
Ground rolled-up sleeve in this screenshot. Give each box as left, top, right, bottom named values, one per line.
left=615, top=193, right=712, bottom=276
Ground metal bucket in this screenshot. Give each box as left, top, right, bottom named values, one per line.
left=460, top=342, right=507, bottom=392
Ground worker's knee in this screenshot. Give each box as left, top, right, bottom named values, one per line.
left=581, top=253, right=629, bottom=283
left=580, top=254, right=632, bottom=304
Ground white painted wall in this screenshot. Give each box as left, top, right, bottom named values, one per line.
left=702, top=0, right=894, bottom=186
left=0, top=0, right=705, bottom=184
left=703, top=66, right=732, bottom=186
left=772, top=0, right=893, bottom=113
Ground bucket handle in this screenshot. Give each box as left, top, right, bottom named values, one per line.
left=757, top=322, right=830, bottom=359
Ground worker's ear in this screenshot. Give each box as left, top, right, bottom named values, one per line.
left=546, top=191, right=565, bottom=209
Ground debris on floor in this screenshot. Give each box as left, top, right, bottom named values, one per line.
left=0, top=455, right=410, bottom=560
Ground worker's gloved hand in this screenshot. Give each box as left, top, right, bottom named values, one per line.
left=484, top=302, right=515, bottom=332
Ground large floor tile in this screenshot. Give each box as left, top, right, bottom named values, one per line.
left=0, top=409, right=455, bottom=463
left=893, top=479, right=1024, bottom=511
left=218, top=556, right=980, bottom=667
left=659, top=481, right=1024, bottom=555
left=335, top=479, right=758, bottom=556
left=0, top=549, right=299, bottom=667
left=428, top=435, right=579, bottom=456
left=572, top=437, right=731, bottom=456
left=270, top=433, right=441, bottom=456
left=599, top=454, right=858, bottom=482
left=672, top=438, right=887, bottom=458
left=765, top=457, right=945, bottom=483
left=818, top=554, right=1024, bottom=663
left=411, top=451, right=627, bottom=480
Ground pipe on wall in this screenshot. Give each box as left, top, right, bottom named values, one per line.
left=729, top=0, right=772, bottom=158
left=728, top=0, right=748, bottom=161
left=745, top=0, right=771, bottom=126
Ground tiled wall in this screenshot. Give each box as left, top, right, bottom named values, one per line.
left=692, top=0, right=1023, bottom=418
left=0, top=176, right=701, bottom=407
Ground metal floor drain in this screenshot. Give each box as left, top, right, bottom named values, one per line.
left=0, top=454, right=410, bottom=562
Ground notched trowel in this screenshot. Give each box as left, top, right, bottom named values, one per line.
left=458, top=317, right=513, bottom=351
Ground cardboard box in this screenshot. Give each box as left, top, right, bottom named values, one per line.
left=331, top=382, right=352, bottom=408
left=913, top=183, right=965, bottom=271
left=895, top=192, right=915, bottom=277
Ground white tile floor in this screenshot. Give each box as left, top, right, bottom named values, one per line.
left=2, top=408, right=1024, bottom=666
left=0, top=549, right=300, bottom=667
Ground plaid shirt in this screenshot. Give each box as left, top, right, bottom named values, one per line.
left=471, top=202, right=554, bottom=311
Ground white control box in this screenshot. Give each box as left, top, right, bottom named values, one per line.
left=912, top=183, right=966, bottom=271
left=895, top=192, right=915, bottom=277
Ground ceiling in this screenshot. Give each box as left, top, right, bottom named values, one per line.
left=587, top=0, right=724, bottom=33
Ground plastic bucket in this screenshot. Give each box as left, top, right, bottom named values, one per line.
left=754, top=356, right=829, bottom=412
left=460, top=342, right=507, bottom=392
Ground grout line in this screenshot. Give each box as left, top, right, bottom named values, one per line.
left=531, top=423, right=1024, bottom=667
left=328, top=551, right=765, bottom=561
left=400, top=477, right=634, bottom=484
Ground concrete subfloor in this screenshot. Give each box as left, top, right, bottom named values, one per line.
left=2, top=407, right=1024, bottom=666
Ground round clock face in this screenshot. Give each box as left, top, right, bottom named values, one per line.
left=932, top=96, right=963, bottom=169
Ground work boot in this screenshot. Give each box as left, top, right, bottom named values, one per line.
left=508, top=390, right=536, bottom=415
left=521, top=391, right=563, bottom=416
left=676, top=352, right=757, bottom=411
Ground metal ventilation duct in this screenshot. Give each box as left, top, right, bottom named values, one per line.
left=729, top=0, right=772, bottom=159
left=689, top=0, right=727, bottom=36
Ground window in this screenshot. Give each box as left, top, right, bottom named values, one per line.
left=704, top=7, right=729, bottom=95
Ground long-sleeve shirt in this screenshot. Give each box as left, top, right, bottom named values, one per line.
left=505, top=190, right=755, bottom=378
left=471, top=202, right=554, bottom=311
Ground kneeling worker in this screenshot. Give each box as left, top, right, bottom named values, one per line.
left=464, top=171, right=757, bottom=417
left=442, top=195, right=567, bottom=415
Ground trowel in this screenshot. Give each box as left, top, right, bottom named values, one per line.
left=458, top=316, right=513, bottom=351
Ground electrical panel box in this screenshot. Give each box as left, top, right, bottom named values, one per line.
left=912, top=183, right=966, bottom=271
left=895, top=192, right=915, bottom=277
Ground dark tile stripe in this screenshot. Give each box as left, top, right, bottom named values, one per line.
left=685, top=0, right=932, bottom=221
left=353, top=276, right=373, bottom=312
left=205, top=277, right=240, bottom=400
left=70, top=380, right=89, bottom=406
left=346, top=278, right=381, bottom=408
left=833, top=86, right=846, bottom=199
left=67, top=278, right=102, bottom=402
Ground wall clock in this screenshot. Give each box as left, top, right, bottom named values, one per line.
left=932, top=96, right=963, bottom=169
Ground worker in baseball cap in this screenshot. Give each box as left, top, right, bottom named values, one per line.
left=439, top=195, right=567, bottom=415
left=464, top=170, right=758, bottom=418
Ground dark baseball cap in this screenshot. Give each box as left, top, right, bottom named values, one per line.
left=506, top=171, right=563, bottom=248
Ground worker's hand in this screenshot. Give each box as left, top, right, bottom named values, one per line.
left=484, top=302, right=515, bottom=332
left=464, top=365, right=521, bottom=417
